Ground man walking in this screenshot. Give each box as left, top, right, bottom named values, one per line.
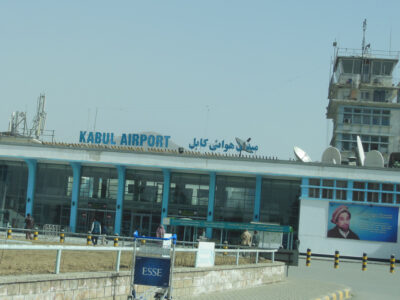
left=24, top=214, right=34, bottom=240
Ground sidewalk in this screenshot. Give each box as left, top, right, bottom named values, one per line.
left=178, top=277, right=351, bottom=300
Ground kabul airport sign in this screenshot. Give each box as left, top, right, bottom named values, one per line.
left=79, top=131, right=171, bottom=148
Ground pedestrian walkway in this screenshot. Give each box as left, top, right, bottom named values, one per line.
left=178, top=277, right=351, bottom=300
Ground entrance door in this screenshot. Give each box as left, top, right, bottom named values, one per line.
left=77, top=208, right=115, bottom=233
left=131, top=213, right=152, bottom=237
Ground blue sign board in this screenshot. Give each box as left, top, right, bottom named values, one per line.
left=327, top=202, right=398, bottom=242
left=134, top=256, right=171, bottom=287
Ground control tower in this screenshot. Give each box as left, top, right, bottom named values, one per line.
left=327, top=20, right=400, bottom=164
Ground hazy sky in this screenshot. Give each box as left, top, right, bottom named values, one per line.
left=1, top=0, right=399, bottom=161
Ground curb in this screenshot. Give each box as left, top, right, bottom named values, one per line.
left=315, top=288, right=351, bottom=300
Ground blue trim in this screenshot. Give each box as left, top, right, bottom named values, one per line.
left=114, top=165, right=126, bottom=235
left=301, top=178, right=309, bottom=198
left=70, top=162, right=81, bottom=233
left=206, top=172, right=216, bottom=238
left=253, top=175, right=262, bottom=221
left=161, top=169, right=170, bottom=225
left=347, top=180, right=353, bottom=201
left=24, top=159, right=37, bottom=216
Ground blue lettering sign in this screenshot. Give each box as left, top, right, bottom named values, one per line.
left=120, top=134, right=127, bottom=145
left=79, top=131, right=172, bottom=149
left=134, top=256, right=171, bottom=287
left=189, top=137, right=259, bottom=153
left=79, top=131, right=87, bottom=143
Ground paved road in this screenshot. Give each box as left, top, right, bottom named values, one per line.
left=290, top=257, right=400, bottom=300
left=180, top=257, right=400, bottom=300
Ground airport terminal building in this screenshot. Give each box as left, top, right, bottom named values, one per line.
left=0, top=133, right=399, bottom=260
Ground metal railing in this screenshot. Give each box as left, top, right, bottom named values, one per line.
left=0, top=243, right=277, bottom=275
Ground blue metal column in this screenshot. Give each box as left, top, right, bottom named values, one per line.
left=69, top=162, right=81, bottom=233
left=114, top=166, right=126, bottom=235
left=161, top=169, right=170, bottom=225
left=347, top=180, right=353, bottom=201
left=253, top=175, right=262, bottom=221
left=24, top=159, right=37, bottom=216
left=301, top=178, right=309, bottom=198
left=206, top=172, right=216, bottom=238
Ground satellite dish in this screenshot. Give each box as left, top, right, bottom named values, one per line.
left=293, top=146, right=312, bottom=162
left=356, top=136, right=365, bottom=166
left=364, top=150, right=384, bottom=168
left=389, top=152, right=400, bottom=168
left=235, top=137, right=253, bottom=156
left=321, top=146, right=341, bottom=165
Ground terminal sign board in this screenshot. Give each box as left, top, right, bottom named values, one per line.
left=134, top=256, right=171, bottom=287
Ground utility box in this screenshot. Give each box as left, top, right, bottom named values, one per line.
left=275, top=249, right=299, bottom=266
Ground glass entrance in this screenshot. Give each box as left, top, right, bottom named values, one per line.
left=77, top=208, right=115, bottom=234
left=122, top=212, right=153, bottom=237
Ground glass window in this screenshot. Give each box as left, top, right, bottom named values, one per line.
left=260, top=179, right=300, bottom=232
left=382, top=62, right=393, bottom=75
left=169, top=173, right=209, bottom=209
left=353, top=182, right=365, bottom=202
left=0, top=161, right=28, bottom=228
left=214, top=176, right=256, bottom=223
left=34, top=163, right=72, bottom=227
left=372, top=61, right=381, bottom=75
left=342, top=59, right=353, bottom=73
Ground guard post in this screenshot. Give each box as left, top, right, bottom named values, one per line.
left=87, top=232, right=92, bottom=245
left=390, top=254, right=395, bottom=273
left=114, top=233, right=119, bottom=247
left=306, top=248, right=311, bottom=266
left=7, top=227, right=12, bottom=239
left=33, top=228, right=38, bottom=241
left=60, top=230, right=65, bottom=244
left=362, top=252, right=367, bottom=271
left=334, top=250, right=339, bottom=269
left=223, top=240, right=228, bottom=255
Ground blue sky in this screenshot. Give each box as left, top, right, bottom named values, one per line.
left=1, top=1, right=399, bottom=160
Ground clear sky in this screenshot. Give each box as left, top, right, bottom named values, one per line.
left=1, top=0, right=399, bottom=161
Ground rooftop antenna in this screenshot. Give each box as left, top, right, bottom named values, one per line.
left=321, top=146, right=341, bottom=165
left=293, top=146, right=312, bottom=163
left=361, top=19, right=370, bottom=56
left=235, top=137, right=252, bottom=157
left=356, top=135, right=365, bottom=166
left=29, top=93, right=47, bottom=139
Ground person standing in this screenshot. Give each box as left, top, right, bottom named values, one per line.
left=241, top=229, right=252, bottom=246
left=91, top=217, right=102, bottom=245
left=252, top=230, right=260, bottom=247
left=156, top=224, right=165, bottom=238
left=24, top=213, right=34, bottom=240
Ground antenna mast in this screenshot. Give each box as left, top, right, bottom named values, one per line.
left=29, top=93, right=47, bottom=139
left=362, top=19, right=367, bottom=55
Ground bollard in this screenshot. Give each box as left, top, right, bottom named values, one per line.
left=33, top=229, right=38, bottom=241
left=7, top=228, right=12, bottom=239
left=334, top=250, right=339, bottom=269
left=60, top=230, right=65, bottom=244
left=223, top=241, right=228, bottom=255
left=362, top=253, right=367, bottom=271
left=114, top=234, right=119, bottom=247
left=87, top=232, right=92, bottom=245
left=390, top=254, right=395, bottom=273
left=306, top=248, right=311, bottom=267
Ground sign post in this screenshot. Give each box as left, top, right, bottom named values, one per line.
left=128, top=231, right=177, bottom=300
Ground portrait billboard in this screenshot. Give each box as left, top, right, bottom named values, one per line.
left=327, top=202, right=398, bottom=242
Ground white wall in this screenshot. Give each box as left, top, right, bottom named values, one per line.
left=298, top=198, right=400, bottom=260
